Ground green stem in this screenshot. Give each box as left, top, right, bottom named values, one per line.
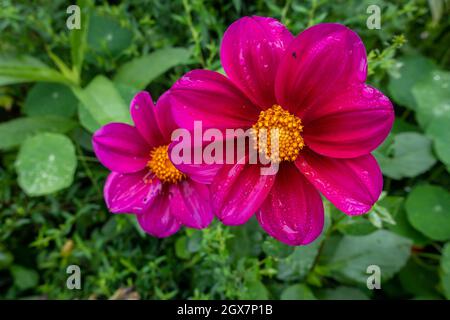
left=414, top=252, right=441, bottom=261
left=182, top=0, right=206, bottom=67
left=75, top=142, right=101, bottom=197
left=307, top=0, right=318, bottom=27
left=281, top=0, right=292, bottom=24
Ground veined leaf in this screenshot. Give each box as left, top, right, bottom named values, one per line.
left=114, top=47, right=191, bottom=90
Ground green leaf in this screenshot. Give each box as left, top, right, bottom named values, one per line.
left=175, top=236, right=190, bottom=260
left=242, top=279, right=269, bottom=300
left=441, top=242, right=450, bottom=299
left=70, top=0, right=90, bottom=75
left=387, top=208, right=429, bottom=246
left=228, top=218, right=263, bottom=260
left=87, top=13, right=133, bottom=56
left=405, top=184, right=450, bottom=241
left=280, top=284, right=316, bottom=300
left=115, top=82, right=139, bottom=105
left=373, top=132, right=436, bottom=179
left=392, top=118, right=420, bottom=134
left=11, top=265, right=39, bottom=291
left=241, top=279, right=268, bottom=299
left=335, top=215, right=377, bottom=236
left=114, top=47, right=191, bottom=90
left=276, top=205, right=333, bottom=281
left=15, top=133, right=77, bottom=196
left=0, top=55, right=68, bottom=85
left=74, top=75, right=130, bottom=132
left=186, top=230, right=203, bottom=253
left=0, top=116, right=76, bottom=150
left=399, top=259, right=439, bottom=297
left=412, top=70, right=450, bottom=129
left=320, top=286, right=369, bottom=300
left=426, top=116, right=450, bottom=168
left=23, top=83, right=78, bottom=117
left=387, top=54, right=436, bottom=110
left=77, top=103, right=101, bottom=133
left=329, top=230, right=412, bottom=284
left=262, top=237, right=295, bottom=259
left=277, top=239, right=321, bottom=281
left=0, top=248, right=13, bottom=270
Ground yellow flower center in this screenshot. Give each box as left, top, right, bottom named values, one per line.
left=147, top=145, right=185, bottom=184
left=251, top=104, right=304, bottom=163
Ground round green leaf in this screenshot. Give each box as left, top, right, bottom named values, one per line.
left=15, top=133, right=77, bottom=196
left=405, top=184, right=450, bottom=241
left=426, top=116, right=450, bottom=167
left=23, top=83, right=78, bottom=117
left=387, top=208, right=429, bottom=246
left=280, top=284, right=316, bottom=300
left=0, top=116, right=76, bottom=150
left=412, top=70, right=450, bottom=129
left=330, top=230, right=412, bottom=284
left=388, top=54, right=436, bottom=110
left=87, top=13, right=133, bottom=56
left=374, top=132, right=436, bottom=179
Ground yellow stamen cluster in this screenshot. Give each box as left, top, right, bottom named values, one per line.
left=147, top=145, right=185, bottom=184
left=251, top=104, right=304, bottom=163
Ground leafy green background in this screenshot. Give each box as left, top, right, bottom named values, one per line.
left=0, top=0, right=449, bottom=300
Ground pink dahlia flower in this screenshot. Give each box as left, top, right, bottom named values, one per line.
left=169, top=17, right=394, bottom=245
left=92, top=91, right=213, bottom=237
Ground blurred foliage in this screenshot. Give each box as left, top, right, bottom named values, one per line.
left=0, top=0, right=449, bottom=300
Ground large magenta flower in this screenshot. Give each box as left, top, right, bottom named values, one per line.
left=169, top=17, right=393, bottom=245
left=92, top=91, right=213, bottom=237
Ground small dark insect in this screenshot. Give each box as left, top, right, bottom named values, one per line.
left=292, top=51, right=297, bottom=58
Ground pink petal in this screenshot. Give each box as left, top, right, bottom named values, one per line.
left=130, top=91, right=166, bottom=147
left=295, top=149, right=383, bottom=215
left=256, top=163, right=324, bottom=246
left=168, top=129, right=243, bottom=184
left=137, top=193, right=181, bottom=238
left=92, top=123, right=149, bottom=173
left=220, top=16, right=294, bottom=108
left=212, top=160, right=275, bottom=225
left=169, top=180, right=213, bottom=229
left=154, top=91, right=178, bottom=142
left=170, top=70, right=260, bottom=130
left=104, top=171, right=162, bottom=214
left=169, top=160, right=222, bottom=185
left=303, top=84, right=394, bottom=158
left=275, top=23, right=367, bottom=117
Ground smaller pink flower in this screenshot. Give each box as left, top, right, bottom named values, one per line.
left=92, top=91, right=213, bottom=237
